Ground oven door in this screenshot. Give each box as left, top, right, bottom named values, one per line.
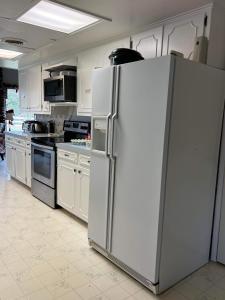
left=31, top=143, right=55, bottom=188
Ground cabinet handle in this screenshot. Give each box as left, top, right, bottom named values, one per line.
left=64, top=154, right=69, bottom=157
left=78, top=170, right=81, bottom=174
left=88, top=160, right=90, bottom=163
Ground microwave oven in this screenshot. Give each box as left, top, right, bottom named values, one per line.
left=44, top=71, right=76, bottom=102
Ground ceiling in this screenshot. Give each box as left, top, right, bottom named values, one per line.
left=0, top=0, right=214, bottom=67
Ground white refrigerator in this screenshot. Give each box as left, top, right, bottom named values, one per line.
left=88, top=55, right=225, bottom=294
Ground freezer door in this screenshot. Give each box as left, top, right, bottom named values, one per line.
left=88, top=153, right=111, bottom=248
left=88, top=67, right=115, bottom=249
left=110, top=57, right=173, bottom=284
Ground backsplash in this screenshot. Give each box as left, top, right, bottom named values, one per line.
left=35, top=106, right=77, bottom=134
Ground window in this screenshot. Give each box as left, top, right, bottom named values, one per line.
left=6, top=89, right=34, bottom=131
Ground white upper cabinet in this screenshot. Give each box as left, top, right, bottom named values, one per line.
left=27, top=65, right=42, bottom=112
left=99, top=38, right=130, bottom=67
left=19, top=70, right=29, bottom=110
left=77, top=48, right=105, bottom=116
left=162, top=10, right=210, bottom=58
left=41, top=66, right=51, bottom=114
left=19, top=65, right=42, bottom=112
left=132, top=27, right=163, bottom=58
left=130, top=6, right=211, bottom=61
left=77, top=38, right=129, bottom=116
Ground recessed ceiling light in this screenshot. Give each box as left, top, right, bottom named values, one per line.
left=17, top=0, right=101, bottom=34
left=0, top=49, right=23, bottom=59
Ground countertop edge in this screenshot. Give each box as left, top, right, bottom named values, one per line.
left=56, top=143, right=91, bottom=156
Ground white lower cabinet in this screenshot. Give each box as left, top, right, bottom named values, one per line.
left=78, top=167, right=90, bottom=221
left=5, top=136, right=31, bottom=187
left=57, top=149, right=90, bottom=222
left=57, top=163, right=77, bottom=212
left=6, top=144, right=16, bottom=178
left=15, top=146, right=26, bottom=184
left=25, top=149, right=31, bottom=188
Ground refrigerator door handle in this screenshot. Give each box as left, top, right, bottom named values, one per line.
left=110, top=66, right=121, bottom=159
left=106, top=113, right=112, bottom=157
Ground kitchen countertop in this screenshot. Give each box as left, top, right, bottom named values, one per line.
left=56, top=142, right=91, bottom=156
left=5, top=131, right=59, bottom=140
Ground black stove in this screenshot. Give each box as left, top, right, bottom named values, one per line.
left=31, top=117, right=91, bottom=148
left=31, top=136, right=65, bottom=148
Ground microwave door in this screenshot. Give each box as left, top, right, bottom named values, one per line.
left=44, top=78, right=64, bottom=102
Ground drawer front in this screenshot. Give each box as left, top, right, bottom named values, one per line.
left=5, top=135, right=14, bottom=144
left=15, top=138, right=26, bottom=147
left=58, top=150, right=78, bottom=164
left=26, top=141, right=31, bottom=149
left=79, top=155, right=91, bottom=168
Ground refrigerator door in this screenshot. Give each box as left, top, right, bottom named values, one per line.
left=88, top=67, right=115, bottom=250
left=110, top=57, right=173, bottom=284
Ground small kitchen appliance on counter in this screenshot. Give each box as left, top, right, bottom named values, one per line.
left=109, top=48, right=144, bottom=65
left=22, top=120, right=47, bottom=133
left=31, top=117, right=91, bottom=208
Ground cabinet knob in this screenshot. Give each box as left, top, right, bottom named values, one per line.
left=74, top=169, right=77, bottom=173
left=78, top=170, right=81, bottom=174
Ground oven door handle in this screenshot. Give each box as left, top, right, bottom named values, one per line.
left=31, top=142, right=54, bottom=151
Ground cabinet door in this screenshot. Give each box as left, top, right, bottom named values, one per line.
left=162, top=12, right=207, bottom=58
left=77, top=67, right=93, bottom=115
left=28, top=65, right=42, bottom=112
left=77, top=49, right=102, bottom=116
left=78, top=168, right=90, bottom=222
left=15, top=147, right=26, bottom=184
left=6, top=144, right=15, bottom=177
left=132, top=27, right=163, bottom=58
left=41, top=67, right=51, bottom=114
left=26, top=149, right=31, bottom=188
left=99, top=38, right=130, bottom=67
left=19, top=70, right=29, bottom=110
left=57, top=163, right=77, bottom=213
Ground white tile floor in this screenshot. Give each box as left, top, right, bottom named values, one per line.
left=1, top=160, right=225, bottom=300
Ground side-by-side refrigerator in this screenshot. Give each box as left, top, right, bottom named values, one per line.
left=88, top=55, right=225, bottom=294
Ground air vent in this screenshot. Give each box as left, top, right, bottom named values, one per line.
left=0, top=37, right=26, bottom=46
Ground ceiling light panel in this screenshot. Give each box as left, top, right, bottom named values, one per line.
left=17, top=0, right=100, bottom=34
left=0, top=49, right=23, bottom=59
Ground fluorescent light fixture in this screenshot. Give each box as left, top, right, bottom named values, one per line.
left=0, top=49, right=23, bottom=59
left=17, top=0, right=100, bottom=34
